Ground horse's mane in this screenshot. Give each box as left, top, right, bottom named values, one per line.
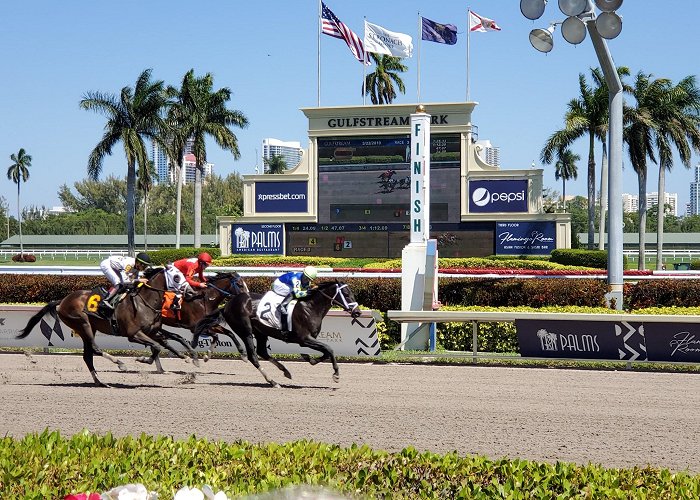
left=308, top=280, right=344, bottom=296
left=211, top=271, right=240, bottom=280
left=143, top=266, right=165, bottom=279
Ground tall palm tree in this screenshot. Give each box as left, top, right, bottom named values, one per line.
left=264, top=154, right=287, bottom=174
left=653, top=75, right=700, bottom=269
left=553, top=148, right=579, bottom=211
left=363, top=53, right=407, bottom=105
left=80, top=69, right=167, bottom=255
left=7, top=148, right=32, bottom=257
left=167, top=69, right=248, bottom=247
left=137, top=160, right=157, bottom=251
left=541, top=67, right=630, bottom=249
left=624, top=72, right=668, bottom=270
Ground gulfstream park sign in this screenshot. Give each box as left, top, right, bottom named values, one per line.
left=327, top=115, right=449, bottom=128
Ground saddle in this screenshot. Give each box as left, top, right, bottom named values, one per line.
left=86, top=287, right=121, bottom=334
left=257, top=291, right=297, bottom=330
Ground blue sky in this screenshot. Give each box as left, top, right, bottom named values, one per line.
left=1, top=1, right=698, bottom=215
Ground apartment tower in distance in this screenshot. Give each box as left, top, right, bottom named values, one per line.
left=262, top=138, right=303, bottom=172
left=690, top=164, right=700, bottom=216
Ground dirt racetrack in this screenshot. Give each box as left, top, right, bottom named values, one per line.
left=1, top=352, right=699, bottom=474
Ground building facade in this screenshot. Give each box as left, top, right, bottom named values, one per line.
left=690, top=164, right=700, bottom=216
left=474, top=139, right=500, bottom=167
left=219, top=103, right=570, bottom=258
left=262, top=138, right=303, bottom=172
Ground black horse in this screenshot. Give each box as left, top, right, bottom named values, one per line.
left=195, top=280, right=361, bottom=388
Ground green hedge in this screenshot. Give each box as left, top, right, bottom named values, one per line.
left=3, top=430, right=699, bottom=499
left=550, top=249, right=628, bottom=269
left=147, top=248, right=221, bottom=265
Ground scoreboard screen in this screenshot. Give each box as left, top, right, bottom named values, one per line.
left=317, top=134, right=461, bottom=225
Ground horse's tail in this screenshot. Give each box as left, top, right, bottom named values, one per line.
left=18, top=300, right=60, bottom=339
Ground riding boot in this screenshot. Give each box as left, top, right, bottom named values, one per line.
left=101, top=287, right=119, bottom=311
left=278, top=294, right=293, bottom=333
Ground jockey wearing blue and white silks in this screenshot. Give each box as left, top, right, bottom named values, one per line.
left=272, top=266, right=318, bottom=333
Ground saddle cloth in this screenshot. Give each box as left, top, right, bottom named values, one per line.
left=257, top=291, right=297, bottom=330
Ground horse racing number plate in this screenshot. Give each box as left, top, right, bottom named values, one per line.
left=86, top=293, right=102, bottom=313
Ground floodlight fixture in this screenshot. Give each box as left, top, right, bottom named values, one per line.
left=520, top=0, right=547, bottom=20
left=562, top=16, right=587, bottom=44
left=596, top=11, right=622, bottom=39
left=529, top=25, right=556, bottom=53
left=558, top=0, right=590, bottom=17
left=594, top=0, right=623, bottom=12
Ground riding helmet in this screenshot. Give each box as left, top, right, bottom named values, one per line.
left=303, top=266, right=318, bottom=280
left=135, top=252, right=152, bottom=266
left=198, top=252, right=213, bottom=265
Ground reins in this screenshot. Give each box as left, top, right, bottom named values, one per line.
left=317, top=283, right=358, bottom=313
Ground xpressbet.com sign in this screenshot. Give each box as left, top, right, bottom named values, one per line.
left=255, top=181, right=308, bottom=213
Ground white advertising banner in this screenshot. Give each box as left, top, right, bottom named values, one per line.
left=0, top=305, right=381, bottom=357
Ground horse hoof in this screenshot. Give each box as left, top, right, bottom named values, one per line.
left=184, top=357, right=191, bottom=364
left=117, top=361, right=128, bottom=372
left=271, top=381, right=281, bottom=389
left=135, top=357, right=150, bottom=365
left=284, top=372, right=293, bottom=380
left=332, top=374, right=340, bottom=383
left=192, top=357, right=201, bottom=368
left=203, top=354, right=210, bottom=363
left=240, top=355, right=249, bottom=363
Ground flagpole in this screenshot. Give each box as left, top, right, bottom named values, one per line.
left=363, top=18, right=367, bottom=105
left=317, top=0, right=321, bottom=106
left=417, top=12, right=421, bottom=103
left=466, top=9, right=471, bottom=101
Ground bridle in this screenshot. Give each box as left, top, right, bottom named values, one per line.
left=318, top=282, right=359, bottom=314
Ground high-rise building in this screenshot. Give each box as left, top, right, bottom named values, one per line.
left=262, top=138, right=303, bottom=172
left=475, top=140, right=500, bottom=167
left=690, top=164, right=700, bottom=215
left=151, top=142, right=170, bottom=184
left=622, top=193, right=638, bottom=213
left=150, top=138, right=211, bottom=184
left=647, top=191, right=678, bottom=216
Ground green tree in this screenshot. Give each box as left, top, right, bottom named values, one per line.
left=553, top=148, right=579, bottom=211
left=264, top=154, right=288, bottom=174
left=363, top=53, right=407, bottom=105
left=58, top=176, right=127, bottom=213
left=7, top=148, right=32, bottom=256
left=541, top=67, right=629, bottom=249
left=652, top=75, right=700, bottom=269
left=166, top=69, right=248, bottom=248
left=80, top=68, right=167, bottom=255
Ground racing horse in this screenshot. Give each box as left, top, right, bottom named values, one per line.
left=136, top=271, right=250, bottom=366
left=195, top=280, right=361, bottom=388
left=18, top=268, right=178, bottom=387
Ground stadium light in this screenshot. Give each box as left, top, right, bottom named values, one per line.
left=520, top=1, right=624, bottom=309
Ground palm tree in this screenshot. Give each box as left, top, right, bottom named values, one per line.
left=654, top=76, right=700, bottom=269
left=80, top=69, right=167, bottom=255
left=363, top=53, right=407, bottom=105
left=624, top=72, right=668, bottom=270
left=553, top=148, right=579, bottom=211
left=137, top=160, right=157, bottom=251
left=167, top=69, right=248, bottom=247
left=541, top=67, right=629, bottom=249
left=264, top=154, right=287, bottom=174
left=7, top=148, right=32, bottom=258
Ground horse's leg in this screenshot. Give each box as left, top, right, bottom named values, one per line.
left=80, top=337, right=110, bottom=388
left=129, top=331, right=168, bottom=374
left=213, top=326, right=248, bottom=362
left=255, top=334, right=292, bottom=380
left=135, top=345, right=161, bottom=366
left=238, top=331, right=279, bottom=388
left=70, top=313, right=127, bottom=372
left=299, top=337, right=339, bottom=383
left=155, top=328, right=201, bottom=367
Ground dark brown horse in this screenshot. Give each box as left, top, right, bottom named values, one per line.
left=196, top=280, right=361, bottom=388
left=18, top=268, right=176, bottom=387
left=136, top=271, right=249, bottom=366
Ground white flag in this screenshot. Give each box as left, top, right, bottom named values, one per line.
left=364, top=21, right=413, bottom=58
left=469, top=10, right=501, bottom=32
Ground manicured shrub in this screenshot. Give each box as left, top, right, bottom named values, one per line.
left=148, top=248, right=221, bottom=265
left=550, top=248, right=627, bottom=269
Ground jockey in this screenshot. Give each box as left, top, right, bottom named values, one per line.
left=165, top=252, right=213, bottom=297
left=99, top=252, right=152, bottom=310
left=272, top=266, right=317, bottom=334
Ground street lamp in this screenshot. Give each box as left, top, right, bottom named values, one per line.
left=520, top=0, right=624, bottom=309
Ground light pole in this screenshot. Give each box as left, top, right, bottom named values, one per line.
left=520, top=0, right=624, bottom=309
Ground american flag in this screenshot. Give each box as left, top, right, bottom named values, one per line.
left=321, top=2, right=367, bottom=64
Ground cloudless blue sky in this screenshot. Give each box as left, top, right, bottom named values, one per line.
left=1, top=1, right=698, bottom=215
